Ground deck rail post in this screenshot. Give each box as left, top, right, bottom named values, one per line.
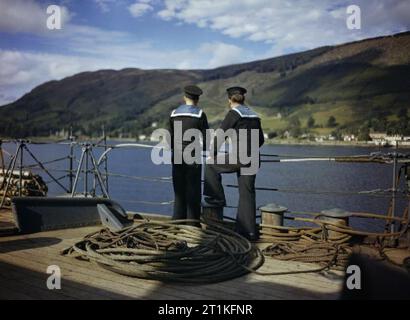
left=389, top=150, right=399, bottom=247
left=18, top=140, right=24, bottom=197
left=0, top=140, right=4, bottom=177
left=103, top=125, right=109, bottom=195
left=68, top=128, right=75, bottom=194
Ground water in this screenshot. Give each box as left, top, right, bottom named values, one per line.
left=2, top=141, right=408, bottom=232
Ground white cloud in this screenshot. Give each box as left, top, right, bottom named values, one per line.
left=94, top=0, right=117, bottom=13
left=128, top=1, right=154, bottom=17
left=198, top=42, right=246, bottom=68
left=1, top=0, right=409, bottom=106
left=0, top=0, right=71, bottom=34
left=0, top=38, right=250, bottom=105
left=0, top=49, right=107, bottom=105
left=158, top=0, right=410, bottom=55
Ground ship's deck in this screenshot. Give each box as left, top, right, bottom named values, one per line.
left=0, top=210, right=345, bottom=300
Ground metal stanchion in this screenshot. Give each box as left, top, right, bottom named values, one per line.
left=103, top=125, right=109, bottom=194
left=19, top=140, right=24, bottom=196
left=69, top=128, right=75, bottom=194
left=71, top=143, right=109, bottom=198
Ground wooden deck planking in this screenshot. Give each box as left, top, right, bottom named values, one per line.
left=0, top=226, right=344, bottom=300
left=0, top=208, right=15, bottom=230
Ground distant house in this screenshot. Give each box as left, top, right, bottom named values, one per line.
left=151, top=122, right=158, bottom=128
left=369, top=132, right=407, bottom=146
left=369, top=133, right=387, bottom=140
left=369, top=133, right=389, bottom=146
left=343, top=134, right=356, bottom=142
left=138, top=134, right=147, bottom=141
left=328, top=135, right=336, bottom=141
left=315, top=136, right=325, bottom=143
left=300, top=133, right=309, bottom=139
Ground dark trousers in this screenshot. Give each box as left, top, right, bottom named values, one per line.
left=204, top=162, right=257, bottom=236
left=172, top=163, right=202, bottom=221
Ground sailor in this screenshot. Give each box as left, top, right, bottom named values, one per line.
left=169, top=85, right=209, bottom=222
left=204, top=86, right=264, bottom=240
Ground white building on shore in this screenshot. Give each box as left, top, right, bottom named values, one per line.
left=369, top=133, right=410, bottom=147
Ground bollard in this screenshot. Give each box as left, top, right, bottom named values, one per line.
left=260, top=203, right=288, bottom=228
left=201, top=201, right=224, bottom=221
left=319, top=208, right=351, bottom=239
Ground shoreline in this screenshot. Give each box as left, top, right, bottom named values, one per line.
left=266, top=139, right=410, bottom=149
left=1, top=136, right=409, bottom=149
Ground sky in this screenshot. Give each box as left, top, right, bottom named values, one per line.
left=0, top=0, right=409, bottom=105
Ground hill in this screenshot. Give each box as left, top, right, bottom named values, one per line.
left=1, top=31, right=409, bottom=140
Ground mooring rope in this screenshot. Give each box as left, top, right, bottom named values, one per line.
left=262, top=241, right=352, bottom=271
left=62, top=219, right=366, bottom=282
left=62, top=219, right=264, bottom=283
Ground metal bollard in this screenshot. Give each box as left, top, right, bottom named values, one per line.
left=319, top=208, right=351, bottom=239
left=260, top=203, right=288, bottom=227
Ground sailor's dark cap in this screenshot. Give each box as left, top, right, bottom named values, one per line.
left=227, top=86, right=247, bottom=97
left=184, top=85, right=203, bottom=100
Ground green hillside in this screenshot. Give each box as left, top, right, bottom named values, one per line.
left=1, top=32, right=409, bottom=140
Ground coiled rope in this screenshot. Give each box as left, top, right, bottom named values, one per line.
left=62, top=219, right=361, bottom=282
left=62, top=220, right=264, bottom=283
left=262, top=241, right=352, bottom=271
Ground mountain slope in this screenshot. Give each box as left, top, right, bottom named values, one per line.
left=1, top=31, right=409, bottom=139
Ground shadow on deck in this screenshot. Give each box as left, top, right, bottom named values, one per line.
left=0, top=225, right=344, bottom=300
left=0, top=258, right=341, bottom=300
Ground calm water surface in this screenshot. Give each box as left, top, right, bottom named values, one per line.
left=2, top=142, right=408, bottom=232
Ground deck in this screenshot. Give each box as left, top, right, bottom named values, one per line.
left=0, top=210, right=345, bottom=300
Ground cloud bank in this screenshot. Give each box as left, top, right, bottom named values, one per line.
left=0, top=0, right=409, bottom=105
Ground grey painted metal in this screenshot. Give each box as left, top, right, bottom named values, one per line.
left=12, top=197, right=130, bottom=234
left=320, top=208, right=352, bottom=218
left=97, top=203, right=133, bottom=231
left=259, top=203, right=288, bottom=214
left=260, top=203, right=288, bottom=227
left=71, top=146, right=85, bottom=197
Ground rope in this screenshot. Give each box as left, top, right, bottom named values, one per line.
left=262, top=241, right=352, bottom=271
left=62, top=219, right=264, bottom=283
left=62, top=219, right=353, bottom=281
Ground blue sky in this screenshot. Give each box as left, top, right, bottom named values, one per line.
left=0, top=0, right=409, bottom=105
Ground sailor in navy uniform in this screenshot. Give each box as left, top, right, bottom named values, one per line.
left=169, top=85, right=209, bottom=222
left=204, top=86, right=264, bottom=240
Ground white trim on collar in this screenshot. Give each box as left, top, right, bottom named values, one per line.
left=171, top=109, right=203, bottom=118
left=231, top=106, right=259, bottom=118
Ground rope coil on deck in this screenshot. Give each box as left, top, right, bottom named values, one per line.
left=262, top=241, right=352, bottom=271
left=62, top=220, right=264, bottom=283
